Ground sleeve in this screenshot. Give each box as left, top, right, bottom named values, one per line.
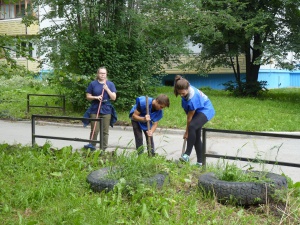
left=86, top=82, right=93, bottom=94
left=108, top=81, right=117, bottom=93
left=136, top=98, right=141, bottom=112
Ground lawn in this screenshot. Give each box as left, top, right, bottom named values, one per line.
left=0, top=76, right=299, bottom=224
left=1, top=75, right=300, bottom=132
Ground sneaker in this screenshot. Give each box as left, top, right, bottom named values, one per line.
left=180, top=154, right=189, bottom=162
left=84, top=144, right=96, bottom=151
left=194, top=162, right=202, bottom=167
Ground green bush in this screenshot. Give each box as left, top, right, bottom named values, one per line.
left=223, top=79, right=268, bottom=97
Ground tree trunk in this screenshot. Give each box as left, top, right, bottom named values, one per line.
left=244, top=35, right=263, bottom=95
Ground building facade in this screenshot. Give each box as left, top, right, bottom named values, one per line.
left=0, top=0, right=40, bottom=72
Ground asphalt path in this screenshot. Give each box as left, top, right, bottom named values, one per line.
left=1, top=119, right=299, bottom=182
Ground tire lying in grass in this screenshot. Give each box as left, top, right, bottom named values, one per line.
left=198, top=171, right=287, bottom=206
left=87, top=167, right=168, bottom=193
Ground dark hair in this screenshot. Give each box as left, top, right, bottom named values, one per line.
left=173, top=75, right=190, bottom=97
left=156, top=94, right=170, bottom=107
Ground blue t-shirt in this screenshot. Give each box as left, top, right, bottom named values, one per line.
left=129, top=96, right=163, bottom=130
left=86, top=80, right=117, bottom=114
left=181, top=86, right=215, bottom=121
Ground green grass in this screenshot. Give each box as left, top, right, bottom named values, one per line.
left=1, top=76, right=300, bottom=224
left=2, top=76, right=299, bottom=131
left=1, top=143, right=299, bottom=224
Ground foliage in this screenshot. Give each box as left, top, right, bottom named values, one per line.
left=160, top=0, right=300, bottom=96
left=285, top=177, right=300, bottom=198
left=47, top=70, right=92, bottom=112
left=1, top=143, right=299, bottom=224
left=24, top=0, right=188, bottom=110
left=222, top=79, right=269, bottom=97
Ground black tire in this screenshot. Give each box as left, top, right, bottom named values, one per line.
left=87, top=167, right=119, bottom=193
left=87, top=167, right=168, bottom=193
left=198, top=171, right=287, bottom=205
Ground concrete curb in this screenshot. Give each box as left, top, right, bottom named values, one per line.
left=14, top=119, right=300, bottom=137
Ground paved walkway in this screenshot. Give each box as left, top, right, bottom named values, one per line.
left=1, top=119, right=299, bottom=182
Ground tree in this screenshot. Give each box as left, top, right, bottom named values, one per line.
left=172, top=0, right=300, bottom=96
left=27, top=0, right=188, bottom=110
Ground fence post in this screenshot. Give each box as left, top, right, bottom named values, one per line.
left=202, top=128, right=207, bottom=166
left=62, top=95, right=66, bottom=115
left=31, top=115, right=36, bottom=147
left=27, top=94, right=30, bottom=113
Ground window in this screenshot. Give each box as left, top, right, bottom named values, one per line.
left=49, top=3, right=64, bottom=18
left=0, top=0, right=33, bottom=20
left=0, top=3, right=15, bottom=19
left=16, top=41, right=33, bottom=58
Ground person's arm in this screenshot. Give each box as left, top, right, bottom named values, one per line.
left=132, top=109, right=150, bottom=122
left=103, top=83, right=116, bottom=101
left=86, top=93, right=102, bottom=101
left=184, top=110, right=196, bottom=139
left=147, top=121, right=158, bottom=137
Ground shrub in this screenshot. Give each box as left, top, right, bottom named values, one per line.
left=223, top=79, right=268, bottom=97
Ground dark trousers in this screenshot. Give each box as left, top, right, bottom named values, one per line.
left=184, top=112, right=208, bottom=163
left=131, top=120, right=155, bottom=154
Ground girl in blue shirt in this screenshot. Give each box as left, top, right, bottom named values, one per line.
left=85, top=67, right=117, bottom=150
left=174, top=75, right=215, bottom=166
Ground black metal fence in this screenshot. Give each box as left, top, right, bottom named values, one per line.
left=27, top=94, right=66, bottom=114
left=202, top=128, right=300, bottom=168
left=31, top=114, right=104, bottom=149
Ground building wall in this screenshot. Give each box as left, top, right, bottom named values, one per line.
left=258, top=69, right=291, bottom=89
left=0, top=17, right=40, bottom=72
left=161, top=73, right=246, bottom=89
left=0, top=58, right=40, bottom=72
left=290, top=71, right=300, bottom=87
left=16, top=59, right=40, bottom=72
left=163, top=55, right=246, bottom=75
left=160, top=70, right=300, bottom=90
left=0, top=19, right=39, bottom=35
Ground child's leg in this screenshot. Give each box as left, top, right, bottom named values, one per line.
left=194, top=113, right=208, bottom=163
left=185, top=113, right=208, bottom=158
left=131, top=120, right=144, bottom=153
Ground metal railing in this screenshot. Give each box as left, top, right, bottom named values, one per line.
left=202, top=128, right=300, bottom=168
left=27, top=94, right=66, bottom=114
left=31, top=114, right=103, bottom=149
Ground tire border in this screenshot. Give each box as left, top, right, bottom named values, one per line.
left=87, top=167, right=168, bottom=193
left=198, top=171, right=287, bottom=205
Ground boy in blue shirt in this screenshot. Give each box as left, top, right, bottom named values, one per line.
left=129, top=94, right=170, bottom=155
